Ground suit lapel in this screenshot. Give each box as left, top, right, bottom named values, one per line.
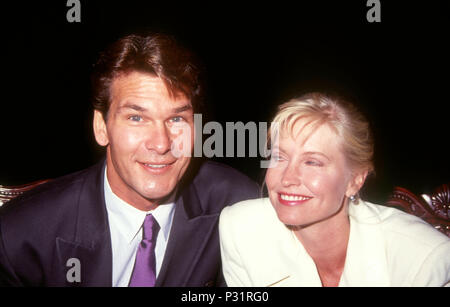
left=55, top=161, right=113, bottom=286
left=55, top=236, right=111, bottom=286
left=156, top=181, right=219, bottom=286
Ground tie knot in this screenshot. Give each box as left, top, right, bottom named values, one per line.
left=142, top=214, right=160, bottom=241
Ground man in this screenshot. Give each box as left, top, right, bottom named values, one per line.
left=0, top=33, right=259, bottom=286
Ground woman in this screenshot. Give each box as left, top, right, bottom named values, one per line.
left=219, top=92, right=450, bottom=286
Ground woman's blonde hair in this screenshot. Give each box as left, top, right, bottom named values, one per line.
left=269, top=92, right=374, bottom=173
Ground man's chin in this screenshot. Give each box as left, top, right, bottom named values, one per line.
left=142, top=186, right=177, bottom=205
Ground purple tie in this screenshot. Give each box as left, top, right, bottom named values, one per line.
left=129, top=214, right=160, bottom=287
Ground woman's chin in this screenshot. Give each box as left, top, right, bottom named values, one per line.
left=275, top=209, right=305, bottom=228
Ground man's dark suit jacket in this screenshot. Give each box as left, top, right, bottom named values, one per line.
left=0, top=159, right=259, bottom=286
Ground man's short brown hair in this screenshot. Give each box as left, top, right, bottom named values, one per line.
left=91, top=33, right=204, bottom=120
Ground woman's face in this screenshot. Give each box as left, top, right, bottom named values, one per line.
left=265, top=118, right=365, bottom=228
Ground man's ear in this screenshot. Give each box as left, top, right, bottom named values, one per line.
left=93, top=110, right=109, bottom=147
left=345, top=169, right=369, bottom=198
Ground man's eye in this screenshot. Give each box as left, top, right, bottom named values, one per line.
left=170, top=116, right=184, bottom=123
left=129, top=115, right=142, bottom=122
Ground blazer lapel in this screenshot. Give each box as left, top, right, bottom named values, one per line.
left=341, top=202, right=391, bottom=286
left=55, top=161, right=113, bottom=286
left=264, top=217, right=321, bottom=287
left=247, top=199, right=322, bottom=287
left=262, top=200, right=392, bottom=287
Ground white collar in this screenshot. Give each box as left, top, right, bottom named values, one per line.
left=340, top=200, right=390, bottom=286
left=103, top=167, right=175, bottom=244
left=262, top=198, right=391, bottom=286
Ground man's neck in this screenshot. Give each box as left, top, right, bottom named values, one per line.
left=105, top=166, right=176, bottom=212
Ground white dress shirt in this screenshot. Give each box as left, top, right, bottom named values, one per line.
left=103, top=168, right=175, bottom=287
left=220, top=197, right=450, bottom=287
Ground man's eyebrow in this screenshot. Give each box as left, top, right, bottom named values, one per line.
left=172, top=104, right=192, bottom=113
left=118, top=103, right=192, bottom=113
left=119, top=103, right=147, bottom=112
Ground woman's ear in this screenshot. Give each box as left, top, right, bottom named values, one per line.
left=345, top=169, right=369, bottom=198
left=93, top=110, right=109, bottom=147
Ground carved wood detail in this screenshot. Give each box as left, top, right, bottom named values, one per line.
left=385, top=183, right=450, bottom=237
left=0, top=180, right=50, bottom=206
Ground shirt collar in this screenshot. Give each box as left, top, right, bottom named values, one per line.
left=103, top=167, right=175, bottom=244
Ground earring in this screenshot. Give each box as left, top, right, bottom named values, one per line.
left=349, top=195, right=357, bottom=203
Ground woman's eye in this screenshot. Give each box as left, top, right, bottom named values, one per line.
left=271, top=154, right=284, bottom=162
left=129, top=115, right=143, bottom=122
left=305, top=160, right=323, bottom=167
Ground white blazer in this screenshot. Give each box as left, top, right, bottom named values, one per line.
left=219, top=198, right=450, bottom=287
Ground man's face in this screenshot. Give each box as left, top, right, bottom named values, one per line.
left=94, top=71, right=194, bottom=211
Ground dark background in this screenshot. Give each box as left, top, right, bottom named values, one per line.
left=1, top=1, right=448, bottom=203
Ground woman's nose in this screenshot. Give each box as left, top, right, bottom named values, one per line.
left=281, top=164, right=302, bottom=187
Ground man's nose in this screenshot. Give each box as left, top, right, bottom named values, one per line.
left=281, top=164, right=302, bottom=187
left=145, top=123, right=171, bottom=155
